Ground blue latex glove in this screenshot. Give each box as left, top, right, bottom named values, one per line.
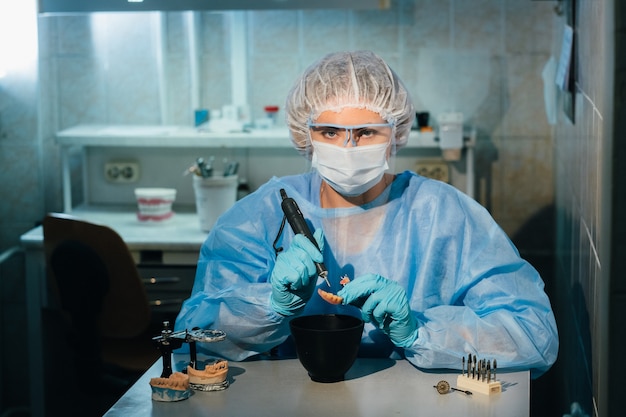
left=270, top=229, right=324, bottom=316
left=337, top=274, right=418, bottom=348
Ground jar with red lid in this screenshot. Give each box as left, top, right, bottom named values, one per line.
left=264, top=105, right=279, bottom=126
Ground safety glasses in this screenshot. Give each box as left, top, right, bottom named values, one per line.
left=307, top=121, right=393, bottom=147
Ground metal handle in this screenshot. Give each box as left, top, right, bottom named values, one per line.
left=149, top=298, right=184, bottom=307
left=142, top=276, right=181, bottom=285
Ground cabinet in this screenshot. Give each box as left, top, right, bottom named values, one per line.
left=139, top=265, right=196, bottom=323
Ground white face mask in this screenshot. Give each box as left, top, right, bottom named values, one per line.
left=311, top=141, right=390, bottom=197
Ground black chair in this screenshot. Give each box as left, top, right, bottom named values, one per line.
left=42, top=213, right=160, bottom=411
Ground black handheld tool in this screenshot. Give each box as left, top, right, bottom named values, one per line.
left=279, top=189, right=330, bottom=286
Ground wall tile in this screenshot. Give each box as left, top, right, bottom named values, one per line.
left=301, top=10, right=351, bottom=57
left=199, top=12, right=228, bottom=54
left=249, top=10, right=299, bottom=56
left=56, top=15, right=93, bottom=55
left=504, top=0, right=554, bottom=54
left=491, top=136, right=553, bottom=235
left=411, top=48, right=504, bottom=133
left=36, top=13, right=56, bottom=60
left=166, top=54, right=193, bottom=125
left=0, top=83, right=38, bottom=146
left=57, top=56, right=107, bottom=127
left=165, top=12, right=190, bottom=58
left=0, top=145, right=41, bottom=222
left=400, top=0, right=452, bottom=52
left=453, top=0, right=502, bottom=53
left=351, top=6, right=400, bottom=53
left=553, top=1, right=612, bottom=413
left=500, top=53, right=552, bottom=138
left=248, top=54, right=300, bottom=123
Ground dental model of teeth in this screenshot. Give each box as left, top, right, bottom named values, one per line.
left=149, top=372, right=192, bottom=402
left=187, top=359, right=230, bottom=391
left=318, top=275, right=351, bottom=305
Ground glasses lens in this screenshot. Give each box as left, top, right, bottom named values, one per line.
left=309, top=123, right=392, bottom=146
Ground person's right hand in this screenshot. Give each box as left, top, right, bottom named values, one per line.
left=269, top=229, right=324, bottom=316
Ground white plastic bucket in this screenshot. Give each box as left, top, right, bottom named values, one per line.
left=193, top=174, right=238, bottom=231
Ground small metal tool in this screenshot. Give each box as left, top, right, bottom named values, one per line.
left=152, top=321, right=226, bottom=377
left=152, top=321, right=184, bottom=378
left=473, top=355, right=477, bottom=378
left=433, top=380, right=472, bottom=395
left=462, top=356, right=465, bottom=377
left=493, top=359, right=497, bottom=381
left=482, top=359, right=487, bottom=381
left=223, top=160, right=239, bottom=176
left=196, top=157, right=214, bottom=178
left=279, top=189, right=330, bottom=286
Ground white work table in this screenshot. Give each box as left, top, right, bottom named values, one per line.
left=20, top=207, right=208, bottom=417
left=20, top=206, right=207, bottom=265
left=105, top=356, right=530, bottom=417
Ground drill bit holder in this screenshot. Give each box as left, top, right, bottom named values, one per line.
left=456, top=374, right=501, bottom=395
left=456, top=355, right=501, bottom=395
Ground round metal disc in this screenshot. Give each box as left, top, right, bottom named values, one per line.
left=187, top=329, right=227, bottom=342
left=435, top=380, right=450, bottom=394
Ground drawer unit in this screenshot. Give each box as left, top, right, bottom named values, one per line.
left=138, top=265, right=196, bottom=324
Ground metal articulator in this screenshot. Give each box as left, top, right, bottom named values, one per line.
left=152, top=321, right=226, bottom=377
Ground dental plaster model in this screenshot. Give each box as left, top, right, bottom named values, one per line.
left=187, top=359, right=229, bottom=391
left=149, top=371, right=192, bottom=402
left=318, top=288, right=343, bottom=305
left=318, top=275, right=351, bottom=305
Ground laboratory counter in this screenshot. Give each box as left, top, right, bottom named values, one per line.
left=104, top=355, right=530, bottom=417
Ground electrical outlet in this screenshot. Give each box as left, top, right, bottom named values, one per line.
left=415, top=160, right=449, bottom=182
left=104, top=161, right=140, bottom=183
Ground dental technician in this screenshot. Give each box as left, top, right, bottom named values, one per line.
left=175, top=50, right=558, bottom=377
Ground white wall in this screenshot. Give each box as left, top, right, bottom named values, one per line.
left=35, top=1, right=557, bottom=237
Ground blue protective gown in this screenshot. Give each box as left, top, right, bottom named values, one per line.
left=175, top=170, right=558, bottom=377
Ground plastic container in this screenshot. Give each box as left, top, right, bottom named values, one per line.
left=289, top=314, right=364, bottom=383
left=264, top=105, right=279, bottom=126
left=192, top=174, right=238, bottom=231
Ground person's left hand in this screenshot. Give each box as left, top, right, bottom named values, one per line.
left=337, top=274, right=418, bottom=348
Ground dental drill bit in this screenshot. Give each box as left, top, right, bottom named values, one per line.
left=493, top=359, right=497, bottom=381
left=462, top=356, right=465, bottom=377
left=473, top=355, right=477, bottom=379
left=482, top=359, right=486, bottom=381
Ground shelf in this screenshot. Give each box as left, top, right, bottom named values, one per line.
left=56, top=124, right=475, bottom=212
left=55, top=124, right=441, bottom=149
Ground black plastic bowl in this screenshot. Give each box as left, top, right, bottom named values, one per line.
left=289, top=314, right=364, bottom=383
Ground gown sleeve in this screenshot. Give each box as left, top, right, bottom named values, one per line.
left=401, top=180, right=559, bottom=378
left=173, top=180, right=292, bottom=361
